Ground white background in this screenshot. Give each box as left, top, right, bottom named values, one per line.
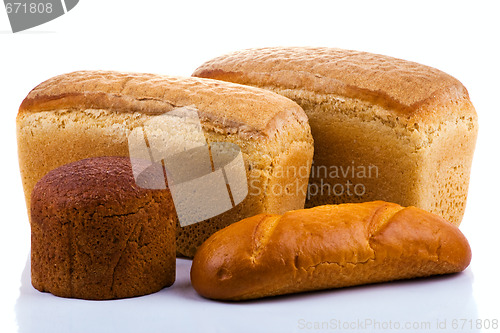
left=1, top=1, right=499, bottom=332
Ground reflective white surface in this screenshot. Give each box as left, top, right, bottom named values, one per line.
left=16, top=257, right=479, bottom=333
left=2, top=1, right=500, bottom=332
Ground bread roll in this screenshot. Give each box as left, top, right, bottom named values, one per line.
left=190, top=201, right=471, bottom=301
left=17, top=70, right=314, bottom=257
left=192, top=47, right=478, bottom=226
left=31, top=156, right=176, bottom=300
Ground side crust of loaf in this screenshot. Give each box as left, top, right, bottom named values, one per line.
left=266, top=86, right=477, bottom=225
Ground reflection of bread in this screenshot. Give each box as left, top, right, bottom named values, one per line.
left=30, top=156, right=176, bottom=300
left=193, top=47, right=478, bottom=225
left=17, top=70, right=314, bottom=257
left=191, top=201, right=471, bottom=301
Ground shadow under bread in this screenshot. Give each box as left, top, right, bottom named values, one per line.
left=16, top=254, right=478, bottom=333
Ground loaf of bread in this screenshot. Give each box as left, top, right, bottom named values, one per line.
left=190, top=201, right=471, bottom=301
left=192, top=47, right=478, bottom=226
left=17, top=70, right=314, bottom=257
left=31, top=156, right=176, bottom=300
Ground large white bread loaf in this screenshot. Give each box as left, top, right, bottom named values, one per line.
left=193, top=47, right=478, bottom=225
left=17, top=70, right=314, bottom=257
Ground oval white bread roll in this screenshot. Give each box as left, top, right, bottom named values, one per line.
left=190, top=201, right=471, bottom=301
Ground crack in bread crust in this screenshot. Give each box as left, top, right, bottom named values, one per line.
left=19, top=70, right=309, bottom=139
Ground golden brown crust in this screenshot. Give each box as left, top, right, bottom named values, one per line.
left=190, top=201, right=471, bottom=301
left=31, top=156, right=176, bottom=300
left=17, top=70, right=314, bottom=258
left=19, top=70, right=308, bottom=137
left=192, top=47, right=474, bottom=121
left=192, top=47, right=478, bottom=226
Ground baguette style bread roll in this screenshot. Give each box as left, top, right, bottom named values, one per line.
left=192, top=47, right=478, bottom=226
left=17, top=70, right=314, bottom=257
left=190, top=201, right=471, bottom=301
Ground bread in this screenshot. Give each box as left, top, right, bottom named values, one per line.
left=17, top=70, right=314, bottom=257
left=192, top=47, right=478, bottom=226
left=190, top=201, right=471, bottom=301
left=31, top=156, right=176, bottom=300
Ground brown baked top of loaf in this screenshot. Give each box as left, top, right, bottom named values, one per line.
left=31, top=156, right=166, bottom=215
left=192, top=47, right=474, bottom=119
left=19, top=70, right=307, bottom=137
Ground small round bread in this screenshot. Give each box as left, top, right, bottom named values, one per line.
left=30, top=156, right=176, bottom=300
